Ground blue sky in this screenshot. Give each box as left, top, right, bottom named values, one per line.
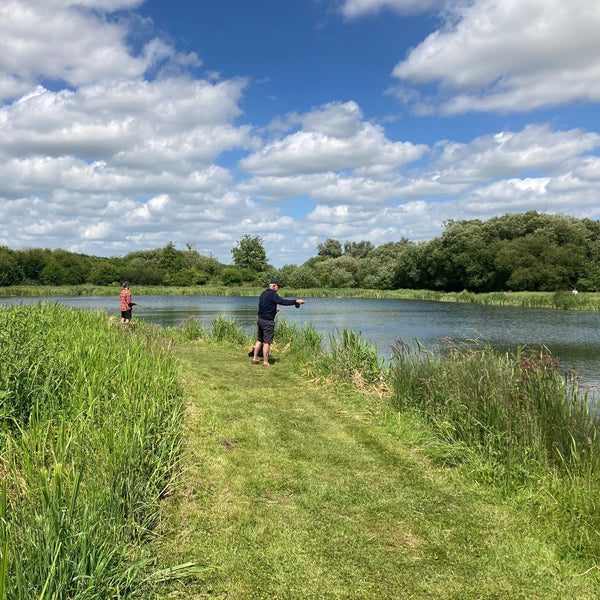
left=1, top=0, right=599, bottom=267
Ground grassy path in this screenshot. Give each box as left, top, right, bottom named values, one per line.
left=151, top=341, right=599, bottom=599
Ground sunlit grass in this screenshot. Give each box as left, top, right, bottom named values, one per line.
left=4, top=302, right=600, bottom=598
left=149, top=337, right=600, bottom=598
left=0, top=304, right=184, bottom=598
left=390, top=338, right=600, bottom=558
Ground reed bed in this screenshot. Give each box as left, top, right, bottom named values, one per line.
left=0, top=304, right=183, bottom=598
left=390, top=339, right=600, bottom=557
left=0, top=285, right=266, bottom=298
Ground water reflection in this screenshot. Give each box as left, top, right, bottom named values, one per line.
left=3, top=294, right=599, bottom=390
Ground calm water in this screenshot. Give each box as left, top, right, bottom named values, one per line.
left=4, top=294, right=600, bottom=389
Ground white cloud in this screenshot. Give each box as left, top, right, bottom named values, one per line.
left=306, top=204, right=365, bottom=223
left=238, top=174, right=336, bottom=202
left=80, top=221, right=112, bottom=240
left=457, top=176, right=600, bottom=220
left=240, top=101, right=426, bottom=176
left=295, top=100, right=363, bottom=137
left=300, top=199, right=439, bottom=245
left=0, top=2, right=256, bottom=261
left=434, top=125, right=600, bottom=182
left=339, top=0, right=443, bottom=19
left=238, top=115, right=600, bottom=262
left=70, top=1, right=144, bottom=9
left=392, top=0, right=600, bottom=113
left=0, top=78, right=248, bottom=161
left=574, top=157, right=600, bottom=181
left=0, top=1, right=145, bottom=98
left=1, top=0, right=599, bottom=266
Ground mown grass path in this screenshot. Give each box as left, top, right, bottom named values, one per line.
left=152, top=341, right=599, bottom=599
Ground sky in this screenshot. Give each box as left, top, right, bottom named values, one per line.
left=1, top=0, right=600, bottom=267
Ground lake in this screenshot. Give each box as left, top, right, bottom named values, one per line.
left=3, top=294, right=600, bottom=390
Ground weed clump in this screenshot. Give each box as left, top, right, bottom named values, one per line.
left=310, top=328, right=385, bottom=388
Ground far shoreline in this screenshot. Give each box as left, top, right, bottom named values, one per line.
left=1, top=284, right=599, bottom=311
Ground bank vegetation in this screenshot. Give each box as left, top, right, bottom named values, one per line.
left=2, top=211, right=600, bottom=294
left=2, top=306, right=600, bottom=597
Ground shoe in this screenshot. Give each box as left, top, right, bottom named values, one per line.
left=252, top=360, right=260, bottom=364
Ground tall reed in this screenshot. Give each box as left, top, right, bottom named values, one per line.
left=311, top=328, right=384, bottom=385
left=390, top=341, right=600, bottom=476
left=209, top=315, right=252, bottom=345
left=0, top=304, right=183, bottom=598
left=389, top=339, right=600, bottom=556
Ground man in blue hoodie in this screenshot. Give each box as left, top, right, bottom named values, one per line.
left=252, top=278, right=306, bottom=366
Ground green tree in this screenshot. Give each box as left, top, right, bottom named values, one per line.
left=40, top=250, right=89, bottom=285
left=287, top=265, right=318, bottom=288
left=0, top=247, right=22, bottom=286
left=169, top=268, right=208, bottom=286
left=330, top=267, right=356, bottom=288
left=231, top=235, right=268, bottom=273
left=221, top=267, right=245, bottom=286
left=121, top=257, right=164, bottom=285
left=159, top=242, right=184, bottom=274
left=39, top=260, right=64, bottom=285
left=311, top=258, right=336, bottom=287
left=343, top=240, right=374, bottom=259
left=392, top=243, right=427, bottom=290
left=489, top=214, right=591, bottom=291
left=425, top=220, right=497, bottom=292
left=182, top=248, right=224, bottom=276
left=17, top=248, right=51, bottom=283
left=317, top=238, right=342, bottom=259
left=88, top=260, right=120, bottom=286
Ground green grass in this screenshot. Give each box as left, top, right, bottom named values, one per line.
left=4, top=304, right=600, bottom=598
left=147, top=336, right=600, bottom=599
left=390, top=338, right=600, bottom=561
left=0, top=304, right=184, bottom=598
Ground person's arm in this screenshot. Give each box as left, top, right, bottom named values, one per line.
left=274, top=293, right=306, bottom=307
left=273, top=293, right=297, bottom=307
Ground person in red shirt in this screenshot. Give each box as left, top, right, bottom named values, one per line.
left=119, top=281, right=136, bottom=323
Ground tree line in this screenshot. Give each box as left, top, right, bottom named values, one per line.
left=1, top=212, right=600, bottom=292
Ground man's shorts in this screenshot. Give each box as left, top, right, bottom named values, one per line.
left=121, top=309, right=132, bottom=320
left=257, top=317, right=275, bottom=344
